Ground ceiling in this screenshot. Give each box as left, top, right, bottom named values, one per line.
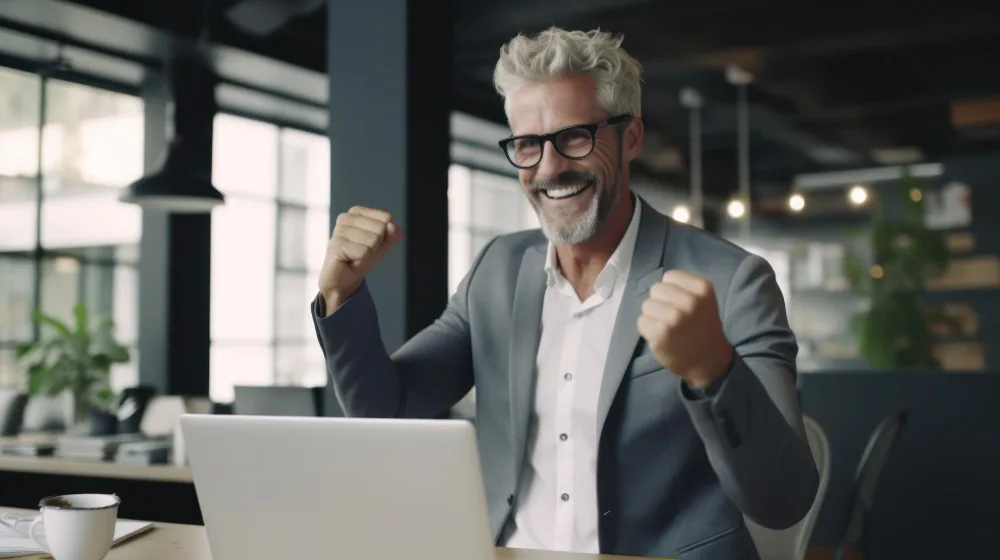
left=26, top=0, right=1000, bottom=209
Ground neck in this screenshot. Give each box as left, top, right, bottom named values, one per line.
left=555, top=191, right=635, bottom=299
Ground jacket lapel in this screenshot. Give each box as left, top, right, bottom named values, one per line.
left=596, top=199, right=669, bottom=441
left=508, top=242, right=547, bottom=477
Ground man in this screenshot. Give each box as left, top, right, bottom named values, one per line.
left=312, top=27, right=818, bottom=560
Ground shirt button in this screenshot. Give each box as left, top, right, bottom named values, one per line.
left=561, top=493, right=570, bottom=502
left=564, top=373, right=573, bottom=381
left=559, top=433, right=568, bottom=441
left=507, top=494, right=514, bottom=505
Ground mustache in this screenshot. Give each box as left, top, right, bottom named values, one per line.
left=527, top=170, right=597, bottom=193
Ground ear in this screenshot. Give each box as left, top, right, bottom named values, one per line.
left=622, top=117, right=644, bottom=163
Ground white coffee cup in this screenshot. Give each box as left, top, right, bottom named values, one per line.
left=16, top=494, right=120, bottom=560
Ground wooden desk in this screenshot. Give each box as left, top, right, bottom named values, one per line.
left=0, top=455, right=192, bottom=483
left=1, top=508, right=643, bottom=560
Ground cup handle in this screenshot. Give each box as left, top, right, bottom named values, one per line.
left=0, top=512, right=34, bottom=535
left=28, top=516, right=48, bottom=553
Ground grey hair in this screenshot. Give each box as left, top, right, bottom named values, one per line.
left=493, top=27, right=643, bottom=118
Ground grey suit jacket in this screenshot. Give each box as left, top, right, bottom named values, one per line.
left=312, top=197, right=819, bottom=559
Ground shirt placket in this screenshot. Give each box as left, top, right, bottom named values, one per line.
left=553, top=299, right=584, bottom=550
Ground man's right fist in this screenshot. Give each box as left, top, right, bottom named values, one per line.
left=319, top=206, right=403, bottom=314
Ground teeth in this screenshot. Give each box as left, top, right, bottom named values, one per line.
left=544, top=185, right=586, bottom=199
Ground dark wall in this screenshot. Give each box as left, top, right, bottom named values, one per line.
left=799, top=371, right=1000, bottom=558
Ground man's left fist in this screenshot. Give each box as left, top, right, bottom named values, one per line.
left=637, top=270, right=733, bottom=389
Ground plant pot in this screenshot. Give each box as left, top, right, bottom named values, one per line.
left=89, top=410, right=119, bottom=436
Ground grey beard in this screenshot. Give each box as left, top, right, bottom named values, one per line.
left=536, top=189, right=601, bottom=245
left=534, top=178, right=619, bottom=246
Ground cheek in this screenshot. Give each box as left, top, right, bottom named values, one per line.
left=519, top=169, right=535, bottom=189
left=591, top=145, right=619, bottom=181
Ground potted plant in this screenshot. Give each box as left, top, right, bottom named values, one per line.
left=16, top=304, right=129, bottom=435
left=843, top=168, right=958, bottom=367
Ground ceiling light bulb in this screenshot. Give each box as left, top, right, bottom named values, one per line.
left=671, top=205, right=691, bottom=224
left=727, top=199, right=746, bottom=219
left=788, top=193, right=805, bottom=212
left=849, top=185, right=869, bottom=206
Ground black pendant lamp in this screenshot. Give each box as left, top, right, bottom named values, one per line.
left=120, top=53, right=224, bottom=213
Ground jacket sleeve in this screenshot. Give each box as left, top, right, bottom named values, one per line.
left=310, top=239, right=495, bottom=419
left=680, top=253, right=820, bottom=530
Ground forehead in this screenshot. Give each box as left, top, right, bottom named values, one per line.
left=507, top=75, right=604, bottom=135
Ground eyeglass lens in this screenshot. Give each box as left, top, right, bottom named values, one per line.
left=507, top=127, right=595, bottom=168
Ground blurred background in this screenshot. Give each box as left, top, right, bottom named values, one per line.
left=1, top=0, right=1000, bottom=558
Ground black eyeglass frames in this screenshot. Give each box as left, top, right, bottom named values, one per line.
left=498, top=114, right=632, bottom=169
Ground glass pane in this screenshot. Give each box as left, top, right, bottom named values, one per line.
left=212, top=114, right=279, bottom=198
left=39, top=80, right=143, bottom=254
left=81, top=264, right=137, bottom=346
left=41, top=80, right=144, bottom=191
left=0, top=67, right=41, bottom=252
left=306, top=208, right=329, bottom=272
left=0, top=255, right=35, bottom=342
left=56, top=244, right=139, bottom=265
left=275, top=343, right=326, bottom=387
left=211, top=197, right=276, bottom=341
left=40, top=256, right=81, bottom=328
left=281, top=207, right=329, bottom=272
left=110, top=346, right=138, bottom=393
left=40, top=185, right=141, bottom=252
left=278, top=206, right=306, bottom=269
left=210, top=345, right=275, bottom=403
left=471, top=170, right=528, bottom=233
left=0, top=347, right=28, bottom=389
left=275, top=272, right=309, bottom=342
left=280, top=128, right=329, bottom=206
left=448, top=164, right=472, bottom=228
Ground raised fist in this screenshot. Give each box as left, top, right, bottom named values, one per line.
left=319, top=206, right=403, bottom=314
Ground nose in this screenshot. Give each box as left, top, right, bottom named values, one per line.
left=535, top=138, right=573, bottom=178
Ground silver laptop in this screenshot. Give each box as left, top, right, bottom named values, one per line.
left=181, top=415, right=495, bottom=560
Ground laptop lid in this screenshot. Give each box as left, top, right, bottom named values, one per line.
left=180, top=415, right=494, bottom=560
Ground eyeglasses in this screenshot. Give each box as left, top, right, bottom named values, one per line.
left=498, top=114, right=632, bottom=169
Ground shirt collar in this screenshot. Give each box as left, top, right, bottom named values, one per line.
left=544, top=196, right=643, bottom=291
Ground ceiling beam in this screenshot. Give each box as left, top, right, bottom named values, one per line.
left=454, top=0, right=660, bottom=45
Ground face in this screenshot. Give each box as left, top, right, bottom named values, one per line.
left=507, top=74, right=641, bottom=246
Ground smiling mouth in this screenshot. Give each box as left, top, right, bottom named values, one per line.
left=541, top=183, right=593, bottom=200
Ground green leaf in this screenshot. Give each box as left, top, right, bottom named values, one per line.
left=33, top=309, right=72, bottom=339
left=21, top=304, right=124, bottom=410
left=15, top=341, right=41, bottom=359
left=73, top=304, right=89, bottom=335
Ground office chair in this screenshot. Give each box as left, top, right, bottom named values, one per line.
left=20, top=392, right=73, bottom=432
left=834, top=408, right=909, bottom=560
left=0, top=389, right=28, bottom=436
left=746, top=415, right=832, bottom=560
left=233, top=385, right=320, bottom=417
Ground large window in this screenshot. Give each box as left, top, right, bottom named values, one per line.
left=447, top=164, right=537, bottom=294
left=210, top=113, right=330, bottom=402
left=0, top=66, right=142, bottom=391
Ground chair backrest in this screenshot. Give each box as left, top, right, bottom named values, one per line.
left=836, top=408, right=909, bottom=551
left=746, top=415, right=832, bottom=560
left=19, top=392, right=73, bottom=432
left=233, top=386, right=320, bottom=417
left=0, top=389, right=28, bottom=436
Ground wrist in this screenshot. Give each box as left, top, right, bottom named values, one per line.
left=684, top=343, right=734, bottom=389
left=321, top=288, right=354, bottom=317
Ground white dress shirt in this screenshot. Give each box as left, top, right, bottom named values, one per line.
left=505, top=200, right=642, bottom=553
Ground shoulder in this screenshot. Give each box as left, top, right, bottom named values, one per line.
left=477, top=228, right=546, bottom=264
left=658, top=214, right=773, bottom=289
